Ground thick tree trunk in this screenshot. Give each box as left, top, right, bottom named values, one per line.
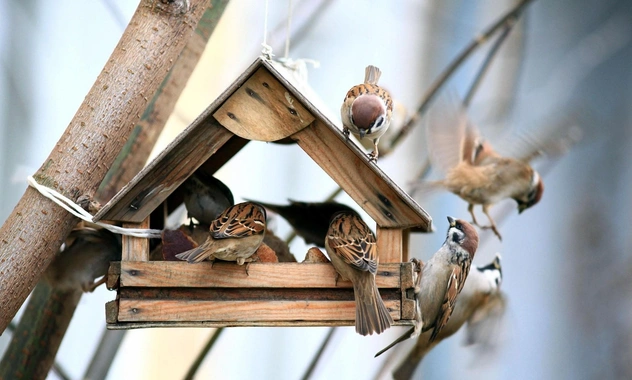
left=0, top=0, right=211, bottom=333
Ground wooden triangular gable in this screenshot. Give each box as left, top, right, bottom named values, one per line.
left=94, top=58, right=432, bottom=232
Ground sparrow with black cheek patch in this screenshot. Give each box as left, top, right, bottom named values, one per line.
left=175, top=202, right=266, bottom=266
left=375, top=216, right=478, bottom=356
left=380, top=254, right=504, bottom=380
left=341, top=65, right=393, bottom=162
left=182, top=172, right=234, bottom=225
left=325, top=211, right=393, bottom=336
left=44, top=228, right=121, bottom=292
left=422, top=100, right=544, bottom=240
left=249, top=199, right=358, bottom=247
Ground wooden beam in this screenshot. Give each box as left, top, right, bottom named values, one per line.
left=214, top=67, right=315, bottom=141
left=94, top=118, right=234, bottom=223
left=376, top=227, right=404, bottom=263
left=117, top=299, right=401, bottom=322
left=121, top=218, right=150, bottom=261
left=119, top=262, right=403, bottom=288
left=107, top=319, right=415, bottom=329
left=292, top=120, right=431, bottom=230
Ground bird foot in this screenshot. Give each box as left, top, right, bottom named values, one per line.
left=368, top=152, right=378, bottom=163
left=343, top=128, right=350, bottom=141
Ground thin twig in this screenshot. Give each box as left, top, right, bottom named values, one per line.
left=301, top=327, right=337, bottom=380
left=408, top=13, right=522, bottom=192
left=463, top=21, right=516, bottom=107
left=183, top=328, right=224, bottom=380
left=387, top=0, right=535, bottom=150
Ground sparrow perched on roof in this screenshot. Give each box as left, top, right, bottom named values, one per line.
left=341, top=65, right=393, bottom=162
left=377, top=254, right=503, bottom=380
left=250, top=199, right=357, bottom=247
left=182, top=172, right=234, bottom=225
left=175, top=202, right=266, bottom=265
left=44, top=228, right=121, bottom=292
left=420, top=99, right=544, bottom=240
left=325, top=211, right=393, bottom=335
left=375, top=216, right=478, bottom=353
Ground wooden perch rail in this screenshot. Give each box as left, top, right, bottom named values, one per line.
left=106, top=262, right=417, bottom=328
left=0, top=0, right=211, bottom=332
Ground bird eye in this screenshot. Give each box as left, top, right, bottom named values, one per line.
left=456, top=222, right=463, bottom=231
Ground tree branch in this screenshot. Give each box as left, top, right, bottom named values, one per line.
left=0, top=0, right=211, bottom=333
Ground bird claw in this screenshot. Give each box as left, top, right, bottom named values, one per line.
left=343, top=128, right=350, bottom=140
left=368, top=152, right=378, bottom=163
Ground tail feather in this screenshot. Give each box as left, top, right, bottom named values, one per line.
left=364, top=65, right=382, bottom=85
left=354, top=275, right=393, bottom=336
left=175, top=246, right=211, bottom=263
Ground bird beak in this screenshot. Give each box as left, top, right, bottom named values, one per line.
left=517, top=204, right=526, bottom=214
left=447, top=216, right=456, bottom=227
left=359, top=130, right=366, bottom=139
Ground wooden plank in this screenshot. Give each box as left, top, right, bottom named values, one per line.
left=400, top=261, right=417, bottom=320
left=292, top=120, right=432, bottom=230
left=107, top=319, right=415, bottom=330
left=105, top=300, right=119, bottom=324
left=118, top=287, right=400, bottom=302
left=117, top=299, right=401, bottom=322
left=94, top=118, right=235, bottom=223
left=107, top=262, right=121, bottom=290
left=402, top=229, right=410, bottom=262
left=121, top=218, right=150, bottom=261
left=119, top=262, right=402, bottom=288
left=376, top=227, right=403, bottom=263
left=214, top=67, right=315, bottom=142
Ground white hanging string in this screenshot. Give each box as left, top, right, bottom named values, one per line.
left=283, top=0, right=293, bottom=60
left=275, top=0, right=320, bottom=82
left=27, top=175, right=162, bottom=239
left=261, top=0, right=274, bottom=59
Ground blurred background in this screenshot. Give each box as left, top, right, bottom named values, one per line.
left=1, top=0, right=631, bottom=379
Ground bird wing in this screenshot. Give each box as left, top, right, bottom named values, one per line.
left=211, top=203, right=266, bottom=239
left=326, top=215, right=378, bottom=274
left=429, top=263, right=468, bottom=342
left=426, top=95, right=469, bottom=174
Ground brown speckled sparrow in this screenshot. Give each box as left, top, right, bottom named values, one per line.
left=44, top=228, right=121, bottom=292
left=182, top=172, right=234, bottom=225
left=251, top=199, right=358, bottom=247
left=423, top=101, right=544, bottom=240
left=175, top=202, right=266, bottom=265
left=341, top=65, right=393, bottom=162
left=377, top=254, right=503, bottom=380
left=325, top=211, right=393, bottom=336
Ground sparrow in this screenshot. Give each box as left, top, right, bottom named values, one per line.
left=378, top=254, right=504, bottom=380
left=375, top=216, right=478, bottom=355
left=249, top=199, right=358, bottom=247
left=182, top=172, right=234, bottom=225
left=175, top=202, right=266, bottom=265
left=325, top=211, right=393, bottom=335
left=422, top=99, right=544, bottom=240
left=44, top=228, right=121, bottom=292
left=341, top=65, right=393, bottom=162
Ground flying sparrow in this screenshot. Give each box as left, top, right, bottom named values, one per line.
left=422, top=99, right=544, bottom=240
left=44, top=228, right=121, bottom=292
left=182, top=172, right=234, bottom=225
left=377, top=254, right=504, bottom=380
left=325, top=211, right=393, bottom=335
left=250, top=199, right=358, bottom=247
left=175, top=202, right=266, bottom=265
left=341, top=65, right=393, bottom=162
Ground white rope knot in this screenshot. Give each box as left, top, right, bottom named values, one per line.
left=277, top=57, right=320, bottom=82
left=27, top=175, right=162, bottom=239
left=261, top=43, right=274, bottom=60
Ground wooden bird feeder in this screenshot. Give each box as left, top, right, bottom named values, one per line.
left=97, top=57, right=433, bottom=329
